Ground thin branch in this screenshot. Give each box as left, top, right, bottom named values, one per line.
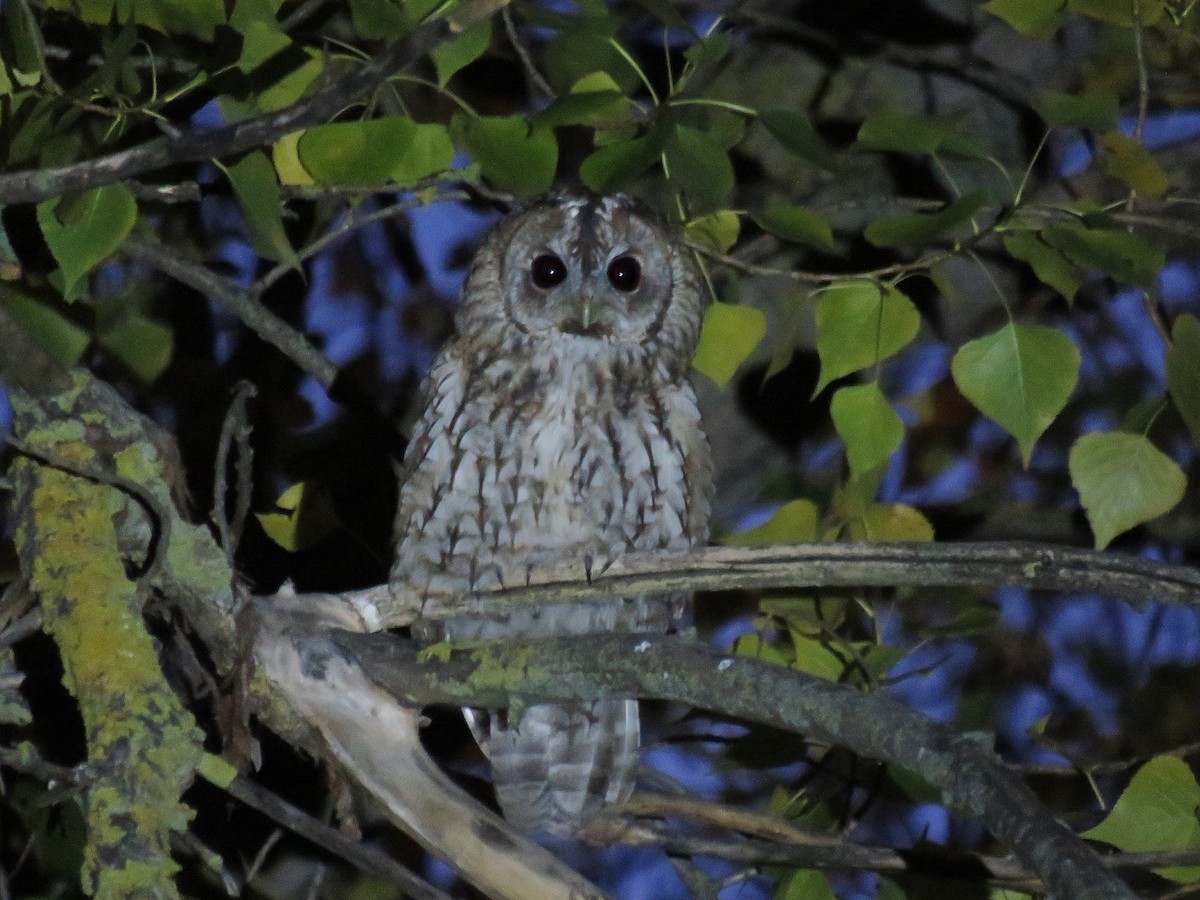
left=223, top=774, right=452, bottom=900
left=0, top=0, right=507, bottom=205
left=122, top=233, right=340, bottom=389
left=335, top=630, right=1135, bottom=900
left=212, top=381, right=258, bottom=565
left=690, top=238, right=958, bottom=286
left=6, top=434, right=170, bottom=583
left=1132, top=0, right=1150, bottom=145
left=502, top=6, right=555, bottom=99
left=0, top=742, right=81, bottom=787
left=594, top=816, right=1046, bottom=891
left=252, top=186, right=477, bottom=296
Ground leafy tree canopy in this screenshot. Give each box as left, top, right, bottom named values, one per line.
left=1, top=0, right=1199, bottom=898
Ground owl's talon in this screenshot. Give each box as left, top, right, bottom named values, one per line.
left=584, top=554, right=594, bottom=584
left=525, top=562, right=534, bottom=587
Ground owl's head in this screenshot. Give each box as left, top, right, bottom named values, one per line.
left=457, top=192, right=706, bottom=376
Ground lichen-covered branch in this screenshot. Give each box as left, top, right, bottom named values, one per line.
left=336, top=630, right=1136, bottom=900
left=9, top=445, right=203, bottom=899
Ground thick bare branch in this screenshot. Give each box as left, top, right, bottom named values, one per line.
left=333, top=541, right=1200, bottom=630
left=336, top=630, right=1136, bottom=900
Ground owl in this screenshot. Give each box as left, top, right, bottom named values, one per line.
left=390, top=191, right=712, bottom=836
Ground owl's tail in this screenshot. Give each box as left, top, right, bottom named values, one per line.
left=466, top=699, right=640, bottom=836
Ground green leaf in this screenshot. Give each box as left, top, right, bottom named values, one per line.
left=2, top=290, right=90, bottom=365
left=814, top=282, right=921, bottom=394
left=256, top=482, right=341, bottom=551
left=1002, top=230, right=1082, bottom=302
left=831, top=383, right=905, bottom=476
left=788, top=631, right=850, bottom=683
left=725, top=499, right=820, bottom=545
left=1167, top=313, right=1200, bottom=444
left=36, top=185, right=137, bottom=302
left=1042, top=223, right=1165, bottom=287
left=1070, top=432, right=1186, bottom=549
left=45, top=0, right=227, bottom=40
left=1033, top=91, right=1119, bottom=130
left=692, top=302, right=766, bottom=387
left=1083, top=756, right=1200, bottom=882
left=952, top=323, right=1079, bottom=465
left=759, top=109, right=837, bottom=171
left=683, top=31, right=732, bottom=70
left=234, top=21, right=324, bottom=114
left=531, top=75, right=627, bottom=129
left=579, top=130, right=663, bottom=193
left=1, top=1, right=44, bottom=88
left=196, top=752, right=239, bottom=789
left=226, top=151, right=297, bottom=267
left=97, top=313, right=174, bottom=383
left=147, top=0, right=227, bottom=40
left=430, top=17, right=491, bottom=86
left=348, top=0, right=439, bottom=38
left=451, top=114, right=558, bottom=196
left=298, top=118, right=454, bottom=187
left=856, top=111, right=986, bottom=158
left=752, top=204, right=836, bottom=251
left=847, top=503, right=934, bottom=541
left=665, top=124, right=734, bottom=211
left=863, top=191, right=988, bottom=248
left=982, top=0, right=1067, bottom=36
left=541, top=17, right=632, bottom=94
left=229, top=0, right=284, bottom=30
left=1068, top=0, right=1164, bottom=26
left=686, top=210, right=740, bottom=254
left=1099, top=132, right=1169, bottom=198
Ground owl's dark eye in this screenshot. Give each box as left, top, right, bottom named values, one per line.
left=607, top=255, right=641, bottom=292
left=530, top=253, right=567, bottom=289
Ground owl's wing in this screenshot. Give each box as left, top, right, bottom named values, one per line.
left=669, top=381, right=714, bottom=545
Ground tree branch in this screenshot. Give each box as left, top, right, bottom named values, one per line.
left=122, top=233, right=340, bottom=390
left=335, top=631, right=1136, bottom=900
left=223, top=774, right=451, bottom=900
left=355, top=541, right=1200, bottom=629
left=0, top=0, right=507, bottom=206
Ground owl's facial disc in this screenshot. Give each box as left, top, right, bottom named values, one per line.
left=496, top=194, right=676, bottom=344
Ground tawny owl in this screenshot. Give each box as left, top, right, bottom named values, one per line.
left=390, top=191, right=712, bottom=836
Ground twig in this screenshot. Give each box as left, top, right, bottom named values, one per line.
left=689, top=239, right=956, bottom=285
left=222, top=774, right=452, bottom=900
left=1132, top=0, right=1150, bottom=145
left=121, top=233, right=339, bottom=389
left=212, top=381, right=258, bottom=565
left=252, top=186, right=477, bottom=296
left=6, top=434, right=170, bottom=584
left=502, top=6, right=555, bottom=99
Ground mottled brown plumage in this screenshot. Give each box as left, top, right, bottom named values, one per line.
left=391, top=192, right=712, bottom=835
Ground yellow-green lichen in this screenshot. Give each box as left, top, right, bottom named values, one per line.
left=16, top=461, right=203, bottom=899
left=466, top=644, right=544, bottom=694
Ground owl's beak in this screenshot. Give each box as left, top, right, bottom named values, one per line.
left=560, top=285, right=610, bottom=338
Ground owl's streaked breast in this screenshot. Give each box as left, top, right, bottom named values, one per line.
left=392, top=334, right=707, bottom=600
